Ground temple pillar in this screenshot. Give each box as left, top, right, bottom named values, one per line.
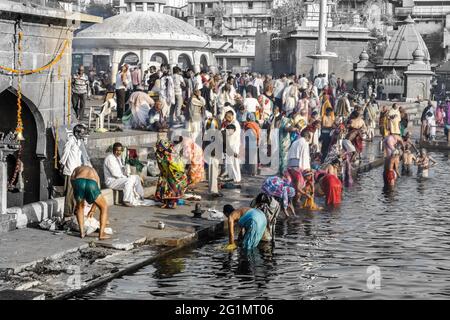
left=307, top=0, right=337, bottom=76
left=111, top=50, right=121, bottom=80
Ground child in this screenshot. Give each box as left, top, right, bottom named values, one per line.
left=402, top=145, right=416, bottom=176
left=416, top=148, right=437, bottom=178
left=301, top=170, right=322, bottom=210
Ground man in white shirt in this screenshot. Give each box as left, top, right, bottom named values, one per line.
left=273, top=74, right=287, bottom=109
left=252, top=73, right=264, bottom=97
left=193, top=72, right=203, bottom=91
left=314, top=74, right=323, bottom=92
left=298, top=74, right=309, bottom=91
left=170, top=66, right=186, bottom=125
left=159, top=64, right=175, bottom=119
left=103, top=143, right=145, bottom=207
left=287, top=130, right=312, bottom=171
left=243, top=91, right=259, bottom=116
left=321, top=73, right=329, bottom=91
left=60, top=124, right=91, bottom=217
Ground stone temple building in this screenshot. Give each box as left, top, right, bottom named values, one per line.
left=254, top=0, right=373, bottom=86
left=353, top=15, right=434, bottom=101
left=73, top=0, right=227, bottom=76
left=0, top=1, right=100, bottom=212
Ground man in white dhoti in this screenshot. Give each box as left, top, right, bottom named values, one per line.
left=287, top=130, right=311, bottom=171
left=103, top=143, right=145, bottom=207
left=224, top=123, right=242, bottom=183
left=159, top=64, right=175, bottom=119
left=60, top=124, right=91, bottom=217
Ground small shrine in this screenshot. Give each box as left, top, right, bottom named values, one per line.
left=353, top=15, right=434, bottom=101
left=0, top=131, right=21, bottom=214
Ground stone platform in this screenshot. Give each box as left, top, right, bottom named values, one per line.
left=0, top=132, right=387, bottom=299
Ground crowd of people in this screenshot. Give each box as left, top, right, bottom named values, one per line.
left=68, top=63, right=442, bottom=249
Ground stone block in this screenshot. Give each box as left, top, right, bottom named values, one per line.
left=0, top=214, right=17, bottom=234
left=0, top=289, right=45, bottom=300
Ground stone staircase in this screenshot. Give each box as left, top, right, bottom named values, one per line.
left=380, top=101, right=425, bottom=126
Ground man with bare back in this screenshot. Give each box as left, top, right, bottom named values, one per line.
left=71, top=166, right=109, bottom=240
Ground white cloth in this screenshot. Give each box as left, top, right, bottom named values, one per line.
left=172, top=74, right=185, bottom=96
left=244, top=97, right=259, bottom=113
left=115, top=72, right=126, bottom=90
left=60, top=135, right=83, bottom=176
left=106, top=176, right=144, bottom=204
left=226, top=155, right=241, bottom=183
left=104, top=154, right=144, bottom=204
left=314, top=77, right=322, bottom=90
left=273, top=79, right=286, bottom=98
left=321, top=77, right=329, bottom=89
left=298, top=77, right=309, bottom=90
left=253, top=78, right=264, bottom=96
left=104, top=153, right=127, bottom=186
left=287, top=137, right=310, bottom=170
left=193, top=74, right=203, bottom=91
left=208, top=157, right=219, bottom=193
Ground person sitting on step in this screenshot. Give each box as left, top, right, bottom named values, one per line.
left=103, top=142, right=145, bottom=207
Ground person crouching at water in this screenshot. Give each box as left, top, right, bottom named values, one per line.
left=301, top=170, right=322, bottom=210
left=71, top=166, right=109, bottom=240
left=384, top=149, right=401, bottom=189
left=416, top=148, right=437, bottom=178
left=223, top=205, right=267, bottom=250
left=317, top=171, right=343, bottom=206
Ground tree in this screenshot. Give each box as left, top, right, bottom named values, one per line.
left=84, top=2, right=116, bottom=19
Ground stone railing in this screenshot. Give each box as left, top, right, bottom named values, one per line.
left=375, top=77, right=405, bottom=98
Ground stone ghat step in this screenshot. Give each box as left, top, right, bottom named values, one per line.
left=0, top=214, right=17, bottom=234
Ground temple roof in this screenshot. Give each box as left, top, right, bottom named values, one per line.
left=382, top=15, right=430, bottom=68
left=76, top=11, right=209, bottom=44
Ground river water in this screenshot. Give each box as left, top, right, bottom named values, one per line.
left=78, top=152, right=450, bottom=300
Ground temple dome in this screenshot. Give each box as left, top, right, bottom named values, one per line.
left=359, top=49, right=369, bottom=61
left=75, top=11, right=210, bottom=45
left=382, top=15, right=430, bottom=67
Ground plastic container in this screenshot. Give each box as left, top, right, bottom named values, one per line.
left=177, top=199, right=185, bottom=206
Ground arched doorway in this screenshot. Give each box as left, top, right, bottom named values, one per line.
left=119, top=52, right=140, bottom=67
left=0, top=87, right=46, bottom=206
left=150, top=53, right=168, bottom=65
left=178, top=54, right=193, bottom=70
left=200, top=54, right=208, bottom=72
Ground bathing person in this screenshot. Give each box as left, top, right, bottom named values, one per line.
left=250, top=193, right=281, bottom=243
left=402, top=144, right=416, bottom=176
left=384, top=149, right=401, bottom=188
left=301, top=170, right=321, bottom=210
left=71, top=166, right=109, bottom=240
left=223, top=205, right=267, bottom=251
left=317, top=171, right=343, bottom=206
left=416, top=148, right=437, bottom=178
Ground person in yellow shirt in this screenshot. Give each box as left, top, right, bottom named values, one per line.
left=387, top=103, right=401, bottom=136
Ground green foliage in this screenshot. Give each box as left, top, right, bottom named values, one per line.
left=85, top=3, right=117, bottom=19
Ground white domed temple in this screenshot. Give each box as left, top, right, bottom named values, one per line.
left=73, top=1, right=227, bottom=76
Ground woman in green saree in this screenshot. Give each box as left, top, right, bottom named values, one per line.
left=155, top=139, right=188, bottom=209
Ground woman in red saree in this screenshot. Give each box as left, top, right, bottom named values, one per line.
left=318, top=172, right=342, bottom=206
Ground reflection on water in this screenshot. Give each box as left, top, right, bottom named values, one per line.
left=78, top=153, right=450, bottom=299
